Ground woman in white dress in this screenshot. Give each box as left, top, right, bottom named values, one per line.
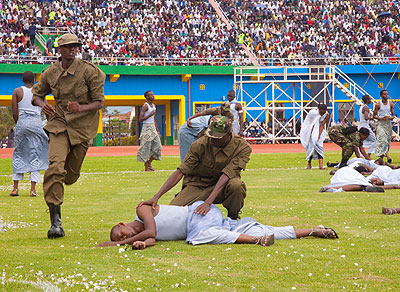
left=300, top=104, right=329, bottom=169
left=358, top=95, right=376, bottom=155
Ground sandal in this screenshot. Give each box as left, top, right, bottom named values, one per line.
left=9, top=189, right=19, bottom=197
left=382, top=207, right=393, bottom=215
left=309, top=225, right=339, bottom=239
left=254, top=234, right=275, bottom=247
left=30, top=191, right=40, bottom=197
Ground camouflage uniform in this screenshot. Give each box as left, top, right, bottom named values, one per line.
left=328, top=125, right=362, bottom=167
left=171, top=116, right=251, bottom=219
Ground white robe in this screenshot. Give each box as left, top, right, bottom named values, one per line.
left=368, top=166, right=400, bottom=185
left=300, top=109, right=327, bottom=160
left=326, top=167, right=372, bottom=188
left=345, top=158, right=380, bottom=170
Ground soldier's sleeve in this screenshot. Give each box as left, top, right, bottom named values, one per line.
left=31, top=69, right=51, bottom=100
left=221, top=140, right=252, bottom=179
left=202, top=107, right=218, bottom=116
left=86, top=64, right=106, bottom=103
left=177, top=139, right=202, bottom=175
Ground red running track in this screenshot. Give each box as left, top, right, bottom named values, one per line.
left=1, top=142, right=400, bottom=158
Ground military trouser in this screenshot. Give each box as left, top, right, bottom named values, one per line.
left=43, top=132, right=89, bottom=206
left=170, top=177, right=247, bottom=218
left=328, top=126, right=355, bottom=167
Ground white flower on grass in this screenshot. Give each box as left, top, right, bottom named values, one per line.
left=308, top=273, right=312, bottom=277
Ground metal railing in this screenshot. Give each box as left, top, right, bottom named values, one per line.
left=1, top=55, right=400, bottom=66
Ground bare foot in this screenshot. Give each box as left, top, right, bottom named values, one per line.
left=319, top=166, right=326, bottom=170
left=306, top=164, right=312, bottom=169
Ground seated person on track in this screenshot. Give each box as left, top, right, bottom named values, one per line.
left=97, top=201, right=338, bottom=249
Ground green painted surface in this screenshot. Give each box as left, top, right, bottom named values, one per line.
left=0, top=64, right=237, bottom=75
left=93, top=133, right=103, bottom=147
left=164, top=136, right=174, bottom=145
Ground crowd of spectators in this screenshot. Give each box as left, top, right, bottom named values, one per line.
left=1, top=0, right=400, bottom=65
left=220, top=0, right=400, bottom=64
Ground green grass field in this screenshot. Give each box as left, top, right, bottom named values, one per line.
left=1, top=151, right=399, bottom=291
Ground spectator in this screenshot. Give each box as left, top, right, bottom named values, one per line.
left=46, top=34, right=53, bottom=55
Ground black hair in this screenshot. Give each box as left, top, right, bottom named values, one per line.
left=318, top=103, right=327, bottom=111
left=362, top=95, right=371, bottom=103
left=144, top=90, right=152, bottom=99
left=341, top=126, right=358, bottom=135
left=380, top=89, right=388, bottom=97
left=110, top=224, right=119, bottom=241
left=22, top=71, right=35, bottom=84
left=354, top=166, right=369, bottom=173
left=358, top=127, right=370, bottom=137
left=375, top=158, right=384, bottom=165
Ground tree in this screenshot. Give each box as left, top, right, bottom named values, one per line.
left=0, top=107, right=14, bottom=139
left=130, top=116, right=136, bottom=136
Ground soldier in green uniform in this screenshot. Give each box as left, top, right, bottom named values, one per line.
left=138, top=115, right=252, bottom=219
left=32, top=33, right=106, bottom=239
left=328, top=125, right=371, bottom=168
left=186, top=102, right=234, bottom=128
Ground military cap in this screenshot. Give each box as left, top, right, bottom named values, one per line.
left=221, top=102, right=231, bottom=111
left=205, top=115, right=232, bottom=139
left=58, top=33, right=82, bottom=47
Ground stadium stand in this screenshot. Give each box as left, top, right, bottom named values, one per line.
left=0, top=0, right=399, bottom=65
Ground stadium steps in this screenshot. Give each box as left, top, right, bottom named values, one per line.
left=209, top=0, right=261, bottom=66
left=34, top=27, right=73, bottom=54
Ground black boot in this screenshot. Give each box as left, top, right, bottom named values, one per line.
left=227, top=212, right=240, bottom=220
left=47, top=204, right=65, bottom=239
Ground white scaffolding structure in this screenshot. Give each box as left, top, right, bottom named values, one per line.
left=234, top=65, right=375, bottom=143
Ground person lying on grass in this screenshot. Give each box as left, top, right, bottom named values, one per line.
left=327, top=157, right=385, bottom=169
left=97, top=201, right=338, bottom=249
left=320, top=166, right=385, bottom=192
left=327, top=157, right=399, bottom=172
left=366, top=165, right=400, bottom=189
